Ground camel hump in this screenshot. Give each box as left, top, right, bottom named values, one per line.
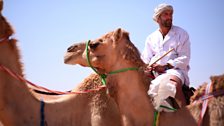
left=190, top=74, right=224, bottom=102
left=210, top=74, right=224, bottom=91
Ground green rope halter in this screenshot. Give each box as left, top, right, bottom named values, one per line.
left=153, top=105, right=177, bottom=126
left=85, top=40, right=139, bottom=85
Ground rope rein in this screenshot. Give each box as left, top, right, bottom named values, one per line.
left=0, top=36, right=9, bottom=43
left=198, top=82, right=212, bottom=126
left=0, top=64, right=106, bottom=94
left=0, top=35, right=14, bottom=43
left=0, top=37, right=7, bottom=43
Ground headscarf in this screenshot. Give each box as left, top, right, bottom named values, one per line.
left=152, top=3, right=173, bottom=22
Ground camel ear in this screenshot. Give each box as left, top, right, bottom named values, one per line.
left=0, top=0, right=3, bottom=12
left=112, top=28, right=123, bottom=42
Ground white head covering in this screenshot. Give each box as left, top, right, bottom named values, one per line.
left=153, top=3, right=173, bottom=22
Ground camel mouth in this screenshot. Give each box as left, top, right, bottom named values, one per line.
left=64, top=53, right=73, bottom=64
left=64, top=51, right=81, bottom=64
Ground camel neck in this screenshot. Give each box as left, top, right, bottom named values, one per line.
left=108, top=69, right=154, bottom=126
left=0, top=40, right=39, bottom=125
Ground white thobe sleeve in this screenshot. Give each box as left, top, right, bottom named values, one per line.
left=167, top=32, right=191, bottom=70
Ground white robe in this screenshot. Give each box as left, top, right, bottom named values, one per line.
left=141, top=25, right=190, bottom=85
left=141, top=25, right=191, bottom=111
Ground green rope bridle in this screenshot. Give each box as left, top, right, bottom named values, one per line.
left=85, top=40, right=139, bottom=86
left=153, top=105, right=177, bottom=126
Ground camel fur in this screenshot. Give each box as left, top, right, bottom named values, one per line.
left=64, top=28, right=224, bottom=126
left=0, top=1, right=121, bottom=125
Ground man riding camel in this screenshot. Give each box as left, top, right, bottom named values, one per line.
left=141, top=3, right=191, bottom=111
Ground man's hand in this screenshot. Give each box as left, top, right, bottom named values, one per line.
left=144, top=66, right=154, bottom=78
left=144, top=63, right=173, bottom=78
left=150, top=63, right=173, bottom=74
left=151, top=64, right=166, bottom=73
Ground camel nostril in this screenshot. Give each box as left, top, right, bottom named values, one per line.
left=67, top=45, right=78, bottom=52
left=67, top=46, right=73, bottom=52
left=89, top=42, right=100, bottom=50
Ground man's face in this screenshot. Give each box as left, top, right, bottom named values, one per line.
left=158, top=10, right=173, bottom=28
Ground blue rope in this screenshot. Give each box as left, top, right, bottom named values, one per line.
left=40, top=99, right=45, bottom=126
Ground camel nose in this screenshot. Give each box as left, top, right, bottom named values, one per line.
left=67, top=45, right=77, bottom=52
left=67, top=46, right=73, bottom=52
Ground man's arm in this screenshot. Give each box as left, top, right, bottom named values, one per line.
left=167, top=32, right=190, bottom=70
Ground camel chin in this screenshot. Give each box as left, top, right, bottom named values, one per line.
left=64, top=53, right=74, bottom=64
left=64, top=52, right=82, bottom=65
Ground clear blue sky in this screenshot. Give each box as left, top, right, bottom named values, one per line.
left=3, top=0, right=224, bottom=91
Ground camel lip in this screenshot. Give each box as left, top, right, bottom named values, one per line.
left=64, top=57, right=71, bottom=64
left=64, top=49, right=84, bottom=64
left=64, top=53, right=74, bottom=64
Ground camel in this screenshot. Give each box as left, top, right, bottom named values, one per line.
left=64, top=28, right=224, bottom=126
left=0, top=1, right=121, bottom=125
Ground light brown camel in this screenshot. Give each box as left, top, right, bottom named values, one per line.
left=64, top=28, right=224, bottom=126
left=0, top=1, right=121, bottom=125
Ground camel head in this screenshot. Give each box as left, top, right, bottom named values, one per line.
left=0, top=0, right=15, bottom=60
left=64, top=41, right=87, bottom=66
left=64, top=28, right=143, bottom=73
left=0, top=1, right=23, bottom=77
left=0, top=1, right=14, bottom=40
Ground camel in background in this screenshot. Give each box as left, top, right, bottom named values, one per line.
left=64, top=28, right=224, bottom=126
left=0, top=1, right=121, bottom=125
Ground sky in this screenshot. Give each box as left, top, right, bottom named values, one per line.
left=2, top=0, right=224, bottom=91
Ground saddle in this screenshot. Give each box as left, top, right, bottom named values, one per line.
left=182, top=84, right=196, bottom=105
left=167, top=84, right=195, bottom=109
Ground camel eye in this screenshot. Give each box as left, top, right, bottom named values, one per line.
left=89, top=42, right=100, bottom=50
